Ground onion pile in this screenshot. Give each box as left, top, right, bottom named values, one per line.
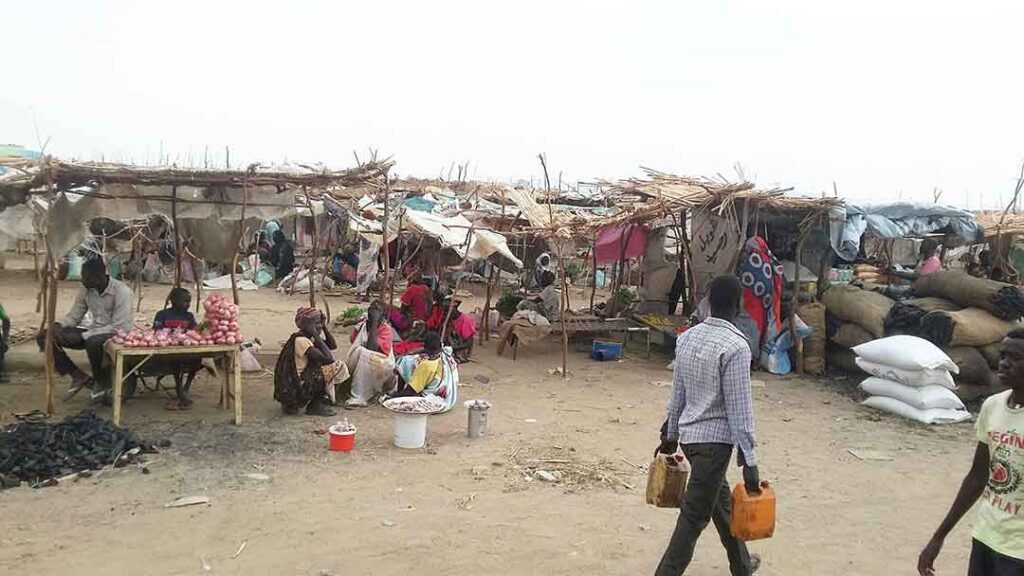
left=112, top=327, right=205, bottom=348
left=200, top=293, right=244, bottom=345
left=111, top=293, right=244, bottom=348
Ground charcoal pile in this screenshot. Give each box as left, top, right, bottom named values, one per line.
left=0, top=411, right=158, bottom=488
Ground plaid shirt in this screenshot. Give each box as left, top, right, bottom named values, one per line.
left=666, top=317, right=758, bottom=466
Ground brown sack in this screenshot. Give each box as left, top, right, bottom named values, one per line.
left=798, top=303, right=826, bottom=375
left=914, top=271, right=1024, bottom=320
left=821, top=284, right=894, bottom=338
left=826, top=342, right=865, bottom=373
left=948, top=308, right=1022, bottom=347
left=909, top=297, right=962, bottom=313
left=981, top=342, right=1002, bottom=369
left=945, top=346, right=996, bottom=386
left=831, top=323, right=874, bottom=349
left=646, top=454, right=690, bottom=508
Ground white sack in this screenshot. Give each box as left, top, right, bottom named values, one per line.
left=859, top=377, right=965, bottom=411
left=854, top=358, right=956, bottom=389
left=862, top=395, right=971, bottom=425
left=853, top=335, right=958, bottom=372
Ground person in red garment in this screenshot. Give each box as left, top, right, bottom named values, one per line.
left=400, top=272, right=433, bottom=322
left=918, top=328, right=1024, bottom=575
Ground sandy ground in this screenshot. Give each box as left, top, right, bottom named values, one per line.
left=0, top=267, right=983, bottom=575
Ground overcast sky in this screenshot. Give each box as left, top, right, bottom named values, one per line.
left=4, top=1, right=1023, bottom=208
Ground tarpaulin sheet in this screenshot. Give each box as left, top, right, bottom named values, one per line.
left=830, top=202, right=984, bottom=262
left=404, top=211, right=523, bottom=270
left=594, top=224, right=649, bottom=265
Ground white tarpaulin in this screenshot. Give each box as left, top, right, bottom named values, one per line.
left=45, top=183, right=296, bottom=261
left=403, top=210, right=522, bottom=269
left=0, top=203, right=39, bottom=251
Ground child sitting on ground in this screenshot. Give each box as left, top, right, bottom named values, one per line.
left=152, top=288, right=201, bottom=410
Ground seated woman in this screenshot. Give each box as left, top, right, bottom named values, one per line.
left=425, top=295, right=476, bottom=363
left=517, top=271, right=561, bottom=320
left=388, top=272, right=432, bottom=338
left=391, top=332, right=458, bottom=413
left=152, top=288, right=202, bottom=410
left=343, top=301, right=396, bottom=409
left=274, top=307, right=349, bottom=416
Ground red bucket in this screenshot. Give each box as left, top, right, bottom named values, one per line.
left=328, top=426, right=356, bottom=452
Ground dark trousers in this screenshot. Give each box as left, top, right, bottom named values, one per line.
left=655, top=443, right=753, bottom=576
left=969, top=539, right=1024, bottom=576
left=37, top=330, right=113, bottom=387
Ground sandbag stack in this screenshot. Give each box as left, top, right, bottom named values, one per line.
left=853, top=264, right=889, bottom=285
left=852, top=336, right=971, bottom=425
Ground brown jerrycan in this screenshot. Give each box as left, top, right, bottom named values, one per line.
left=729, top=481, right=776, bottom=541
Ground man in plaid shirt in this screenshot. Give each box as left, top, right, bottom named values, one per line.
left=654, top=275, right=762, bottom=576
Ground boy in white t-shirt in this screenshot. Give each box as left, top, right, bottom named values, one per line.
left=919, top=327, right=1024, bottom=575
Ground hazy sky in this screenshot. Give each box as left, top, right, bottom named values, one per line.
left=4, top=1, right=1023, bottom=208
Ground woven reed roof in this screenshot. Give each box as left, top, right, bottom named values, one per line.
left=0, top=157, right=392, bottom=193
left=977, top=211, right=1024, bottom=238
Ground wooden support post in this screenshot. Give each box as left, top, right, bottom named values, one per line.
left=590, top=232, right=598, bottom=312
left=43, top=181, right=58, bottom=414
left=481, top=265, right=497, bottom=344
left=192, top=252, right=203, bottom=313
left=790, top=231, right=807, bottom=374
left=538, top=152, right=569, bottom=379
left=306, top=190, right=319, bottom=307
left=232, top=178, right=250, bottom=306
left=389, top=206, right=404, bottom=307
left=380, top=177, right=391, bottom=304
left=172, top=186, right=182, bottom=287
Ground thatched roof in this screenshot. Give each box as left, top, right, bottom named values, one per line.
left=977, top=211, right=1024, bottom=238
left=531, top=168, right=840, bottom=236
left=0, top=157, right=391, bottom=190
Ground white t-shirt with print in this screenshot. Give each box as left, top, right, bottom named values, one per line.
left=975, top=390, right=1024, bottom=559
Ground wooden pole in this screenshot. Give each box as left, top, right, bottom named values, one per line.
left=790, top=231, right=807, bottom=374
left=538, top=152, right=569, bottom=379
left=231, top=178, right=249, bottom=305
left=482, top=265, right=497, bottom=344
left=389, top=206, right=404, bottom=307
left=440, top=221, right=477, bottom=343
left=172, top=185, right=182, bottom=287
left=590, top=232, right=598, bottom=312
left=380, top=177, right=392, bottom=304
left=43, top=177, right=58, bottom=414
left=305, top=190, right=319, bottom=307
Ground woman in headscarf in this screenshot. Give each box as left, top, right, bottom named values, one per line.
left=343, top=301, right=396, bottom=409
left=390, top=331, right=459, bottom=413
left=530, top=252, right=553, bottom=290
left=274, top=307, right=348, bottom=416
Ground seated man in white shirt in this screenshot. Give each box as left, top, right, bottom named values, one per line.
left=37, top=258, right=134, bottom=399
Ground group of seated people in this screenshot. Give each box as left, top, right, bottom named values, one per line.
left=273, top=298, right=461, bottom=417
left=23, top=256, right=464, bottom=420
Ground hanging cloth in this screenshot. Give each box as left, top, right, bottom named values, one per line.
left=737, top=236, right=784, bottom=350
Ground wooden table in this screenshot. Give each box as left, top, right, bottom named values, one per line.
left=105, top=343, right=242, bottom=426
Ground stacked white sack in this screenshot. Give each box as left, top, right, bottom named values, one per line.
left=852, top=336, right=971, bottom=424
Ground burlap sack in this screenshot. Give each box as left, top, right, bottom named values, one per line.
left=980, top=342, right=1002, bottom=369
left=826, top=342, right=864, bottom=373
left=945, top=346, right=996, bottom=386
left=799, top=303, right=826, bottom=375
left=910, top=297, right=962, bottom=313
left=832, top=323, right=874, bottom=349
left=914, top=271, right=1024, bottom=320
left=822, top=284, right=894, bottom=338
left=948, top=308, right=1022, bottom=347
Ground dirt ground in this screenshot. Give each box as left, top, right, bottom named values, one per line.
left=0, top=268, right=982, bottom=575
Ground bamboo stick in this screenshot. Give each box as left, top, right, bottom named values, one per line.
left=538, top=153, right=569, bottom=379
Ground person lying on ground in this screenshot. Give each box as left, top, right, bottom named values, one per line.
left=0, top=301, right=9, bottom=383
left=654, top=274, right=762, bottom=576
left=37, top=258, right=134, bottom=401
left=918, top=327, right=1024, bottom=576
left=274, top=307, right=348, bottom=417
left=343, top=301, right=396, bottom=409
left=152, top=287, right=201, bottom=411
left=388, top=331, right=458, bottom=412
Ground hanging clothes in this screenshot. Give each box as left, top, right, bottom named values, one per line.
left=737, top=236, right=784, bottom=353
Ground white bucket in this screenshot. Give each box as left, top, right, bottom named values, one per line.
left=393, top=412, right=429, bottom=449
